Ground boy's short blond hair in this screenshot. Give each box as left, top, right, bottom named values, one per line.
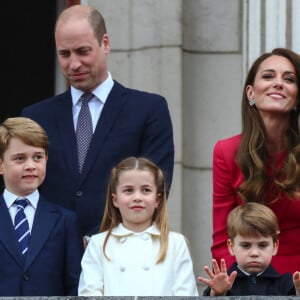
left=0, top=117, right=48, bottom=158
left=227, top=202, right=280, bottom=242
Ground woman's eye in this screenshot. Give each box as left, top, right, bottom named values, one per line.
left=284, top=77, right=296, bottom=83
left=262, top=74, right=274, bottom=79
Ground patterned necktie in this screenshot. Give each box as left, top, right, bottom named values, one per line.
left=14, top=199, right=30, bottom=255
left=76, top=93, right=94, bottom=173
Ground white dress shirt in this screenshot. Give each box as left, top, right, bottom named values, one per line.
left=78, top=223, right=199, bottom=296
left=4, top=188, right=39, bottom=232
left=72, top=72, right=114, bottom=132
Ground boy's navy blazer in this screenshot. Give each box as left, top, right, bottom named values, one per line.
left=21, top=81, right=174, bottom=236
left=0, top=195, right=83, bottom=296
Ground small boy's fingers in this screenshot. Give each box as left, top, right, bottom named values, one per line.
left=204, top=266, right=215, bottom=278
left=220, top=258, right=227, bottom=272
left=197, top=276, right=210, bottom=285
left=212, top=259, right=220, bottom=274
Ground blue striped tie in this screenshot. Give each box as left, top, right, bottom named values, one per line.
left=14, top=199, right=30, bottom=255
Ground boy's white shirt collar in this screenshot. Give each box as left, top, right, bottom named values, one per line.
left=237, top=264, right=264, bottom=277
left=111, top=223, right=161, bottom=237
left=3, top=188, right=39, bottom=209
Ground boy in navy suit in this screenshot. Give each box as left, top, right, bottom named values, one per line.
left=0, top=117, right=83, bottom=296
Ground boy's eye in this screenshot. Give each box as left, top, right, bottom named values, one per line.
left=33, top=154, right=43, bottom=161
left=15, top=156, right=24, bottom=162
left=240, top=243, right=251, bottom=249
left=258, top=243, right=269, bottom=249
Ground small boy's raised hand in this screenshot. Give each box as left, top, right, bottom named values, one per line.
left=198, top=258, right=237, bottom=296
left=293, top=271, right=300, bottom=296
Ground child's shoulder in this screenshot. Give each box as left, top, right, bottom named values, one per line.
left=89, top=231, right=109, bottom=243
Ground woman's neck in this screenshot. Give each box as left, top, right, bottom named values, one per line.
left=262, top=114, right=289, bottom=153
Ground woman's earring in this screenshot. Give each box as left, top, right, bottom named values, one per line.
left=249, top=99, right=256, bottom=106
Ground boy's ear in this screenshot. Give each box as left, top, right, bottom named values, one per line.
left=273, top=239, right=279, bottom=256
left=227, top=238, right=235, bottom=256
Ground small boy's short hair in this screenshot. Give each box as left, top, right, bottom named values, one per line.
left=227, top=202, right=280, bottom=242
left=0, top=117, right=48, bottom=158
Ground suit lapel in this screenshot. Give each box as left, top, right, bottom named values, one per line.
left=80, top=82, right=126, bottom=178
left=0, top=196, right=24, bottom=267
left=24, top=197, right=59, bottom=270
left=55, top=91, right=80, bottom=181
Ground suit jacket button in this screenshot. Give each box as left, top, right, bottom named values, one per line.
left=120, top=266, right=126, bottom=272
left=23, top=272, right=30, bottom=281
left=76, top=190, right=83, bottom=197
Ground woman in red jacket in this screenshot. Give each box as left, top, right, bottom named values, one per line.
left=212, top=48, right=300, bottom=274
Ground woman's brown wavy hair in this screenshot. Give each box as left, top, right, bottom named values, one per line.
left=236, top=48, right=300, bottom=203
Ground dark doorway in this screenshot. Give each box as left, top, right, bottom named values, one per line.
left=2, top=2, right=57, bottom=122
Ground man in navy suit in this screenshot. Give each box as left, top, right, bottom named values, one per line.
left=0, top=117, right=82, bottom=296
left=21, top=5, right=174, bottom=239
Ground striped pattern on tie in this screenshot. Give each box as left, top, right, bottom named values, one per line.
left=14, top=199, right=30, bottom=255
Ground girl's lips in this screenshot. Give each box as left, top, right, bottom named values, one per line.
left=130, top=206, right=144, bottom=211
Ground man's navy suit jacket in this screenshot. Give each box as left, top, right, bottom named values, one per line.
left=0, top=195, right=83, bottom=296
left=21, top=81, right=174, bottom=235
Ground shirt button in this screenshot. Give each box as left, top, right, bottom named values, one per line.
left=141, top=233, right=149, bottom=240
left=76, top=190, right=83, bottom=197
left=143, top=266, right=150, bottom=271
left=120, top=237, right=127, bottom=243
left=23, top=272, right=30, bottom=281
left=250, top=276, right=256, bottom=284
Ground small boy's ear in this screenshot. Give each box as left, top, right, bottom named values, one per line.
left=227, top=239, right=235, bottom=256
left=273, top=239, right=279, bottom=256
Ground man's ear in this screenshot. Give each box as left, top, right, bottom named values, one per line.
left=227, top=238, right=235, bottom=256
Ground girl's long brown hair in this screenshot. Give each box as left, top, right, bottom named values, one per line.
left=100, top=156, right=169, bottom=263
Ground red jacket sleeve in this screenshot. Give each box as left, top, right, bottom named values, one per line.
left=211, top=135, right=243, bottom=266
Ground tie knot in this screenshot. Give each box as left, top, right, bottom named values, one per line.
left=15, top=199, right=28, bottom=209
left=80, top=93, right=94, bottom=105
